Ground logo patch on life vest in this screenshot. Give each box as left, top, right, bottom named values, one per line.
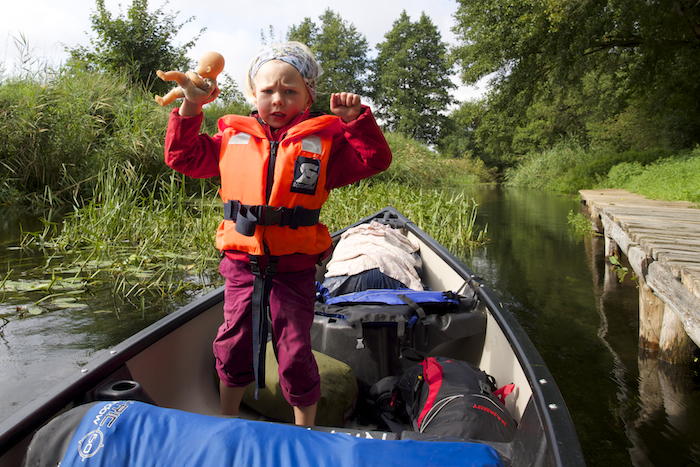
left=292, top=156, right=320, bottom=195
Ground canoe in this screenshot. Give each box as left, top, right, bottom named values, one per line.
left=0, top=207, right=585, bottom=467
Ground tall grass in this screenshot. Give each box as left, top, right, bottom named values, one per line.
left=0, top=67, right=170, bottom=207
left=376, top=132, right=496, bottom=186
left=19, top=168, right=484, bottom=309
left=620, top=149, right=700, bottom=203
left=505, top=138, right=696, bottom=200
left=5, top=65, right=488, bottom=307
left=20, top=162, right=223, bottom=306
left=322, top=181, right=486, bottom=256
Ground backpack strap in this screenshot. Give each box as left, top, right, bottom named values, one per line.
left=367, top=376, right=407, bottom=434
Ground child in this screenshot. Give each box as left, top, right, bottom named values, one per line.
left=163, top=42, right=392, bottom=426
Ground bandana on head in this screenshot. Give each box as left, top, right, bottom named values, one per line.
left=249, top=43, right=319, bottom=102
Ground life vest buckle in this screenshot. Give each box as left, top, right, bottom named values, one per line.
left=289, top=206, right=304, bottom=229
left=262, top=206, right=285, bottom=227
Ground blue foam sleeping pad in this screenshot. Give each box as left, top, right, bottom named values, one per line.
left=59, top=401, right=504, bottom=467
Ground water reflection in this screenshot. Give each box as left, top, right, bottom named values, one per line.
left=0, top=209, right=219, bottom=421
left=460, top=186, right=700, bottom=467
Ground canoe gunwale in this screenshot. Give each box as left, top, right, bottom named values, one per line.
left=352, top=207, right=585, bottom=466
left=0, top=287, right=226, bottom=458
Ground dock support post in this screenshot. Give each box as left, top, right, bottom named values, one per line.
left=639, top=280, right=663, bottom=352
left=658, top=306, right=695, bottom=364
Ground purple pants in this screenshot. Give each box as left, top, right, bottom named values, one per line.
left=213, top=257, right=321, bottom=407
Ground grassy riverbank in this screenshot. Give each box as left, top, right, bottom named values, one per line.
left=504, top=141, right=700, bottom=205
left=10, top=167, right=486, bottom=316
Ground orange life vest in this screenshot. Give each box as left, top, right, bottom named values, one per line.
left=216, top=114, right=340, bottom=256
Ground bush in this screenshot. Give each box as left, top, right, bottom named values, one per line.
left=373, top=132, right=495, bottom=187
left=504, top=139, right=592, bottom=193
left=621, top=150, right=700, bottom=203
left=603, top=162, right=644, bottom=187
left=505, top=140, right=684, bottom=195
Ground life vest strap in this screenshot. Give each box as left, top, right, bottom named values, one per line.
left=224, top=201, right=321, bottom=236
left=250, top=255, right=279, bottom=399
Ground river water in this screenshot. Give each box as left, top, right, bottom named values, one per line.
left=1, top=187, right=699, bottom=466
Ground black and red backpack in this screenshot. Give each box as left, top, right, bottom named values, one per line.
left=370, top=356, right=517, bottom=443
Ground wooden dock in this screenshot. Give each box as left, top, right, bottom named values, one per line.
left=580, top=189, right=700, bottom=363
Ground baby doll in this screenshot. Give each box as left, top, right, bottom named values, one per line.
left=155, top=51, right=225, bottom=106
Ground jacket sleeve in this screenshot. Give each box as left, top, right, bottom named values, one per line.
left=164, top=108, right=223, bottom=178
left=325, top=106, right=392, bottom=190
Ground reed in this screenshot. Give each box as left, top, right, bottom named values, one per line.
left=375, top=132, right=495, bottom=186
left=18, top=162, right=223, bottom=310
left=16, top=166, right=485, bottom=311
left=0, top=67, right=170, bottom=207
left=322, top=181, right=487, bottom=255
left=505, top=138, right=697, bottom=200
left=620, top=150, right=700, bottom=204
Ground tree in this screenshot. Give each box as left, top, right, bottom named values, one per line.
left=287, top=9, right=370, bottom=113
left=68, top=0, right=202, bottom=95
left=450, top=0, right=700, bottom=158
left=370, top=11, right=455, bottom=145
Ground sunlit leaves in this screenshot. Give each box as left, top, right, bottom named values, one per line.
left=67, top=0, right=203, bottom=95
left=287, top=9, right=370, bottom=114
left=370, top=11, right=455, bottom=144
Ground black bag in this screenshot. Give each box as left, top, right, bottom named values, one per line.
left=396, top=356, right=517, bottom=443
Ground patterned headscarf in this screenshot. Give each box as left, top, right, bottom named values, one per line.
left=248, top=42, right=319, bottom=102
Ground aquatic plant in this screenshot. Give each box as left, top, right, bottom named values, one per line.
left=323, top=180, right=487, bottom=256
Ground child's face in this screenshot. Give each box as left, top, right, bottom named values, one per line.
left=253, top=60, right=312, bottom=129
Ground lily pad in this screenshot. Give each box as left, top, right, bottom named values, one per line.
left=53, top=297, right=87, bottom=309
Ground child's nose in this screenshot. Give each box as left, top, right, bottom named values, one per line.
left=272, top=92, right=284, bottom=105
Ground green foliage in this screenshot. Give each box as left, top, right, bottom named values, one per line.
left=15, top=146, right=487, bottom=304
left=450, top=0, right=700, bottom=167
left=374, top=132, right=494, bottom=187
left=567, top=210, right=595, bottom=236
left=21, top=162, right=223, bottom=302
left=0, top=67, right=170, bottom=206
left=437, top=100, right=484, bottom=159
left=287, top=9, right=369, bottom=114
left=370, top=11, right=455, bottom=145
left=569, top=148, right=676, bottom=189
left=504, top=139, right=594, bottom=193
left=67, top=0, right=202, bottom=95
left=621, top=150, right=700, bottom=203
left=505, top=139, right=699, bottom=201
left=608, top=255, right=638, bottom=286
left=200, top=81, right=250, bottom=135
left=322, top=181, right=487, bottom=255
left=604, top=162, right=644, bottom=187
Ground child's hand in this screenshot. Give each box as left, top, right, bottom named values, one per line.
left=178, top=85, right=220, bottom=116
left=330, top=92, right=362, bottom=123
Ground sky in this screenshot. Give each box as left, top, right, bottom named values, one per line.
left=0, top=0, right=487, bottom=103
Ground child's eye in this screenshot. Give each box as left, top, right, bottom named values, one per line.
left=285, top=89, right=297, bottom=94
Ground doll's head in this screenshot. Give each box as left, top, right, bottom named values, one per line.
left=196, top=52, right=225, bottom=79
left=243, top=41, right=321, bottom=107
